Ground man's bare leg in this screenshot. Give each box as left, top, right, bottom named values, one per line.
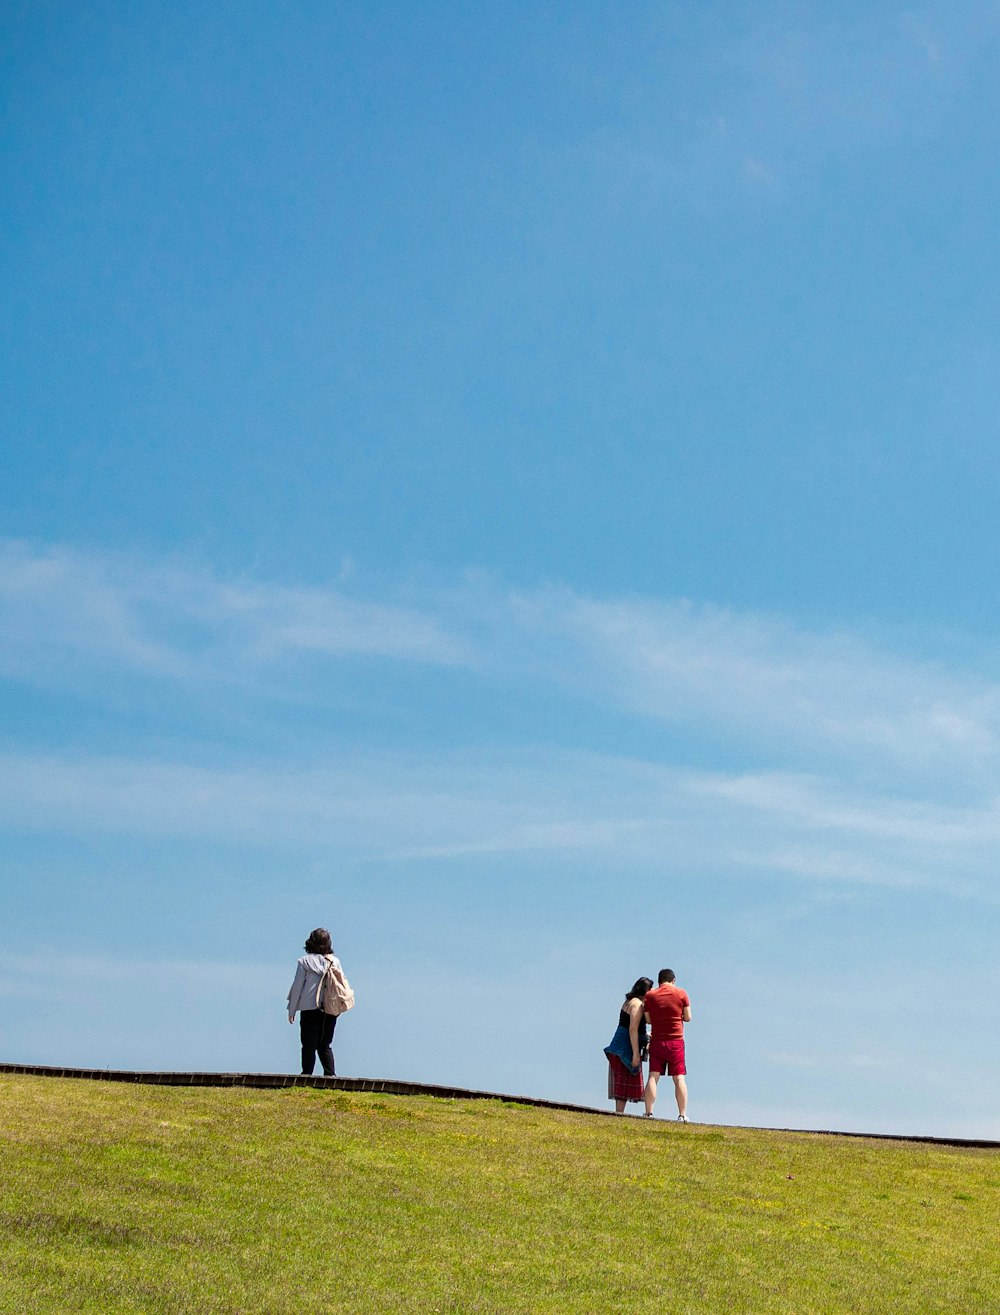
left=614, top=1098, right=626, bottom=1114
left=672, top=1075, right=688, bottom=1118
left=643, top=1071, right=659, bottom=1116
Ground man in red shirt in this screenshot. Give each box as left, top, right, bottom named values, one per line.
left=642, top=968, right=692, bottom=1121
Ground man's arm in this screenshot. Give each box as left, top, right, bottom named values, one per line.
left=682, top=1006, right=692, bottom=1022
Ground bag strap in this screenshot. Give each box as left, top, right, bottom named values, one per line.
left=314, top=954, right=334, bottom=1007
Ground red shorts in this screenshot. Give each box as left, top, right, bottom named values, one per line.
left=648, top=1037, right=686, bottom=1076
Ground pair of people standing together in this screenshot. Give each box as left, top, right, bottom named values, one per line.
left=605, top=969, right=691, bottom=1120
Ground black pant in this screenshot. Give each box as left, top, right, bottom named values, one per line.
left=299, top=1008, right=337, bottom=1076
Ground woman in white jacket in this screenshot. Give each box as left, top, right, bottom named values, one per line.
left=287, top=927, right=340, bottom=1076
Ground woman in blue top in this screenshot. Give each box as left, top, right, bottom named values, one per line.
left=604, top=977, right=653, bottom=1113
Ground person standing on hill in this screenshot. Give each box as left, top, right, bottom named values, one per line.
left=642, top=968, right=692, bottom=1121
left=603, top=977, right=653, bottom=1113
left=287, top=927, right=340, bottom=1077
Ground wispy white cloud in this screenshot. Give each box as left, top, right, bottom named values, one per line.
left=0, top=541, right=471, bottom=685
left=574, top=4, right=999, bottom=204
left=501, top=587, right=1000, bottom=783
left=1, top=747, right=997, bottom=899
left=5, top=541, right=1000, bottom=899
left=7, top=539, right=1000, bottom=787
left=723, top=3, right=1000, bottom=168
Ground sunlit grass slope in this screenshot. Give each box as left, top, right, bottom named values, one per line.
left=0, top=1076, right=997, bottom=1314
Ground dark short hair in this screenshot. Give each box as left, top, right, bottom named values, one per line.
left=305, top=927, right=332, bottom=954
left=658, top=968, right=675, bottom=984
left=627, top=976, right=654, bottom=1001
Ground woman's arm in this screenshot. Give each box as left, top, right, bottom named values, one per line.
left=287, top=960, right=306, bottom=1022
left=626, top=999, right=643, bottom=1066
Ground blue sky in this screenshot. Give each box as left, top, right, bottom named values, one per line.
left=2, top=1, right=999, bottom=1136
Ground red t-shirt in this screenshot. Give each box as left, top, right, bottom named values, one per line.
left=643, top=983, right=690, bottom=1040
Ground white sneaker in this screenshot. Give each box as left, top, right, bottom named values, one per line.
left=677, top=1114, right=689, bottom=1123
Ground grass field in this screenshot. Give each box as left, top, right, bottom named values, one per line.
left=0, top=1076, right=997, bottom=1314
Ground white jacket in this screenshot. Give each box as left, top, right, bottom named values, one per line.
left=286, top=952, right=341, bottom=1016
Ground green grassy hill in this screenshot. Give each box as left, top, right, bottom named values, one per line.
left=1, top=1076, right=997, bottom=1314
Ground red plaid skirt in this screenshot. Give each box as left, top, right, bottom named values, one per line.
left=608, top=1054, right=645, bottom=1103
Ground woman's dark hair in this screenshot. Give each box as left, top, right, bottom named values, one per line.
left=626, top=976, right=654, bottom=1001
left=304, top=927, right=332, bottom=954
